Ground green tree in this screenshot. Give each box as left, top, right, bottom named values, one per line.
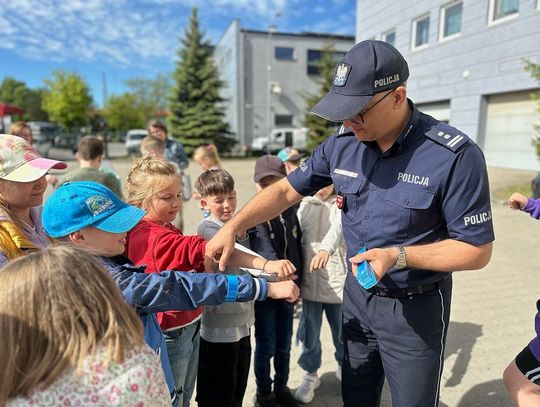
left=0, top=77, right=48, bottom=121
left=125, top=74, right=172, bottom=115
left=524, top=60, right=540, bottom=161
left=168, top=7, right=235, bottom=153
left=0, top=77, right=27, bottom=107
left=42, top=70, right=93, bottom=130
left=303, top=44, right=341, bottom=152
left=104, top=93, right=146, bottom=131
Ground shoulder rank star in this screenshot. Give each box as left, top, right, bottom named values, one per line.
left=336, top=192, right=345, bottom=209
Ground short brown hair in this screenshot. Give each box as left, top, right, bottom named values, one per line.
left=195, top=169, right=235, bottom=198
left=147, top=119, right=167, bottom=133
left=77, top=136, right=104, bottom=161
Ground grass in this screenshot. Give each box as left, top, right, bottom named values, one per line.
left=493, top=182, right=532, bottom=202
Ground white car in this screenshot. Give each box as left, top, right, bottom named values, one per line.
left=125, top=129, right=147, bottom=155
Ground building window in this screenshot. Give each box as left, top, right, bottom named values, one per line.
left=488, top=0, right=519, bottom=25
left=440, top=2, right=462, bottom=41
left=307, top=50, right=346, bottom=75
left=275, top=47, right=294, bottom=60
left=412, top=15, right=430, bottom=50
left=382, top=30, right=396, bottom=46
left=275, top=114, right=293, bottom=127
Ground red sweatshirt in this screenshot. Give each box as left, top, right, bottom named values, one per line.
left=125, top=218, right=207, bottom=331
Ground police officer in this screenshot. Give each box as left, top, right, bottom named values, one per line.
left=205, top=40, right=495, bottom=406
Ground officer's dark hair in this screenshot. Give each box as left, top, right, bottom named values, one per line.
left=77, top=136, right=104, bottom=161
left=195, top=168, right=235, bottom=198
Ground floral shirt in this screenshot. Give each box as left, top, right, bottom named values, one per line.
left=7, top=345, right=170, bottom=406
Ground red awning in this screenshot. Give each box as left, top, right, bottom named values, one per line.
left=0, top=103, right=24, bottom=117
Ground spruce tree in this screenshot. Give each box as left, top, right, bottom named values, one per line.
left=303, top=44, right=341, bottom=152
left=169, top=7, right=235, bottom=154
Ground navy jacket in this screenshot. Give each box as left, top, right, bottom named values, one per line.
left=248, top=206, right=304, bottom=287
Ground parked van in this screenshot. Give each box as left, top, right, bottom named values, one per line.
left=251, top=127, right=308, bottom=154
left=125, top=129, right=147, bottom=155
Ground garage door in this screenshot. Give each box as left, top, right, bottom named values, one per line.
left=416, top=101, right=450, bottom=123
left=484, top=91, right=540, bottom=170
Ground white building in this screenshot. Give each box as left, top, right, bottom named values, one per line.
left=214, top=20, right=354, bottom=152
left=356, top=0, right=540, bottom=170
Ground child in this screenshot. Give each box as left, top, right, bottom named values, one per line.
left=0, top=246, right=170, bottom=406
left=277, top=147, right=305, bottom=175
left=141, top=135, right=166, bottom=158
left=8, top=121, right=33, bottom=144
left=124, top=158, right=297, bottom=407
left=0, top=134, right=66, bottom=266
left=42, top=180, right=299, bottom=407
left=57, top=135, right=123, bottom=198
left=249, top=155, right=304, bottom=407
left=195, top=168, right=266, bottom=407
left=193, top=144, right=221, bottom=171
left=294, top=184, right=347, bottom=403
left=503, top=192, right=540, bottom=406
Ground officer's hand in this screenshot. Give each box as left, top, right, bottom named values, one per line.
left=310, top=250, right=330, bottom=272
left=349, top=247, right=397, bottom=281
left=508, top=192, right=528, bottom=210
left=204, top=227, right=236, bottom=272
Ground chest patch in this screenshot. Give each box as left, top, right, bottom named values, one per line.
left=397, top=172, right=430, bottom=187
left=334, top=168, right=358, bottom=178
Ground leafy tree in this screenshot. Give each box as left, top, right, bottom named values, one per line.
left=125, top=74, right=172, bottom=115
left=524, top=60, right=540, bottom=161
left=303, top=44, right=341, bottom=152
left=42, top=70, right=93, bottom=131
left=168, top=7, right=235, bottom=153
left=0, top=77, right=27, bottom=107
left=104, top=93, right=146, bottom=131
left=0, top=77, right=48, bottom=121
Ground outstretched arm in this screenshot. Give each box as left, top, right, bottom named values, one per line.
left=204, top=178, right=303, bottom=271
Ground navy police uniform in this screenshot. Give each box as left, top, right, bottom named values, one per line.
left=288, top=100, right=495, bottom=406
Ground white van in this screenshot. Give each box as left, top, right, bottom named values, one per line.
left=251, top=127, right=308, bottom=154
left=125, top=129, right=147, bottom=155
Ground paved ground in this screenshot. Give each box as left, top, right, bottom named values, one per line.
left=46, top=145, right=540, bottom=406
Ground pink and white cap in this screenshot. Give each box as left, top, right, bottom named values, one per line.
left=0, top=134, right=67, bottom=182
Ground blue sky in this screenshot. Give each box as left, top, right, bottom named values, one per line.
left=0, top=0, right=356, bottom=107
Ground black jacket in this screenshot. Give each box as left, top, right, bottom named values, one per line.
left=248, top=206, right=304, bottom=287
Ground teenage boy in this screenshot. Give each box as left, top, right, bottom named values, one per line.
left=249, top=156, right=304, bottom=407
left=42, top=181, right=300, bottom=407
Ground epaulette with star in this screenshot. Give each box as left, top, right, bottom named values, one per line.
left=425, top=123, right=470, bottom=152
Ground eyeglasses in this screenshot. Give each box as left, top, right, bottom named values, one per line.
left=349, top=89, right=395, bottom=125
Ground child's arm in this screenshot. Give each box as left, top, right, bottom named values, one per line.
left=108, top=263, right=298, bottom=314
left=508, top=193, right=540, bottom=219
left=311, top=205, right=343, bottom=272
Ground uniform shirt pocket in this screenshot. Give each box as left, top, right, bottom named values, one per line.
left=383, top=187, right=436, bottom=240
left=331, top=173, right=363, bottom=219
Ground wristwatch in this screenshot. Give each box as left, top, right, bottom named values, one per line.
left=394, top=245, right=407, bottom=270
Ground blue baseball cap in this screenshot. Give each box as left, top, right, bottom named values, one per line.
left=311, top=40, right=409, bottom=122
left=43, top=181, right=145, bottom=238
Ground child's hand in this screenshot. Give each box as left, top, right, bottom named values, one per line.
left=264, top=259, right=296, bottom=277
left=267, top=280, right=300, bottom=302
left=508, top=192, right=528, bottom=210
left=310, top=250, right=330, bottom=272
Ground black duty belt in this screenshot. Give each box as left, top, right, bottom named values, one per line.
left=367, top=280, right=446, bottom=299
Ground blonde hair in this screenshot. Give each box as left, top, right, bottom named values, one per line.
left=0, top=246, right=144, bottom=404
left=193, top=144, right=221, bottom=168
left=140, top=136, right=165, bottom=158
left=126, top=157, right=180, bottom=208
left=8, top=121, right=32, bottom=141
